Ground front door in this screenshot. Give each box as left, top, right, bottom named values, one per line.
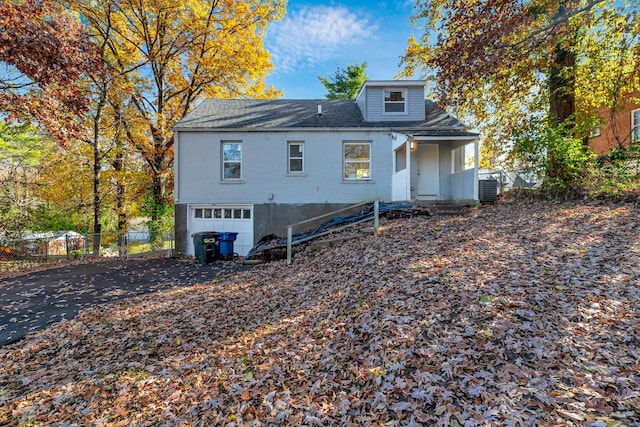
left=417, top=143, right=439, bottom=198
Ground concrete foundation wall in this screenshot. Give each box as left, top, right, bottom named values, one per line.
left=174, top=204, right=189, bottom=256
left=175, top=202, right=372, bottom=256
left=253, top=202, right=359, bottom=240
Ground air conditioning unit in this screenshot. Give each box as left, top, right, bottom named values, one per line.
left=479, top=179, right=498, bottom=202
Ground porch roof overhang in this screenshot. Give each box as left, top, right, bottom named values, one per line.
left=408, top=131, right=479, bottom=141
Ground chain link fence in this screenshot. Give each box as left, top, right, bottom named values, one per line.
left=0, top=230, right=174, bottom=274
left=478, top=170, right=539, bottom=194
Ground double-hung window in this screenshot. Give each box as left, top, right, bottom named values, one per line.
left=222, top=141, right=242, bottom=180
left=287, top=141, right=304, bottom=173
left=384, top=89, right=407, bottom=114
left=633, top=110, right=640, bottom=143
left=343, top=141, right=371, bottom=180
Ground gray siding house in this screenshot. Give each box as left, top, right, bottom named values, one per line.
left=173, top=80, right=479, bottom=256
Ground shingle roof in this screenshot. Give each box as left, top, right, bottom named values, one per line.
left=173, top=99, right=478, bottom=137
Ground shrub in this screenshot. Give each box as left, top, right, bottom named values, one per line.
left=510, top=118, right=595, bottom=195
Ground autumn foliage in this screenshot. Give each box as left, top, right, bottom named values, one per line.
left=0, top=0, right=103, bottom=144
left=401, top=0, right=640, bottom=171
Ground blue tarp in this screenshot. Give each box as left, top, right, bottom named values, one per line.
left=245, top=202, right=412, bottom=260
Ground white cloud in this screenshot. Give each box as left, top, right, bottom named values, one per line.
left=267, top=5, right=378, bottom=74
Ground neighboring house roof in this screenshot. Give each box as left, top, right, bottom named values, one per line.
left=22, top=231, right=85, bottom=241
left=173, top=99, right=478, bottom=137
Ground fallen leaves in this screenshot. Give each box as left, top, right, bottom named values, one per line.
left=0, top=200, right=639, bottom=425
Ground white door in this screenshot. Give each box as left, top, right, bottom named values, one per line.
left=188, top=205, right=254, bottom=256
left=417, top=144, right=439, bottom=198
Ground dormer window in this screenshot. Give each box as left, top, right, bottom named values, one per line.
left=384, top=89, right=407, bottom=114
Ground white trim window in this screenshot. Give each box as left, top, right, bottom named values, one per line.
left=287, top=141, right=304, bottom=173
left=452, top=143, right=474, bottom=172
left=384, top=89, right=407, bottom=114
left=222, top=141, right=242, bottom=180
left=452, top=146, right=465, bottom=173
left=632, top=109, right=640, bottom=143
left=343, top=141, right=371, bottom=180
left=589, top=124, right=600, bottom=138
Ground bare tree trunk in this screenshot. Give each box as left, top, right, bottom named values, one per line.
left=92, top=137, right=102, bottom=256
left=113, top=138, right=127, bottom=250
left=546, top=41, right=578, bottom=182
left=548, top=44, right=576, bottom=129
left=90, top=88, right=106, bottom=256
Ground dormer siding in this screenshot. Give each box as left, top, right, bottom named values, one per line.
left=355, top=80, right=426, bottom=122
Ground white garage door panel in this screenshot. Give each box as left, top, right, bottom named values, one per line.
left=188, top=205, right=253, bottom=256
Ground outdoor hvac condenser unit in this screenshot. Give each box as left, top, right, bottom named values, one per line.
left=479, top=179, right=498, bottom=202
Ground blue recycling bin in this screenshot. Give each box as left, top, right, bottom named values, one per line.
left=218, top=232, right=238, bottom=259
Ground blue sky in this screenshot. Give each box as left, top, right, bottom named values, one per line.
left=264, top=0, right=418, bottom=99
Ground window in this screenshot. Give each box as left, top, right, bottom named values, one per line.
left=395, top=144, right=407, bottom=172
left=343, top=142, right=371, bottom=180
left=633, top=110, right=640, bottom=143
left=452, top=143, right=475, bottom=173
left=589, top=124, right=600, bottom=138
left=222, top=142, right=242, bottom=180
left=452, top=146, right=465, bottom=173
left=288, top=141, right=304, bottom=173
left=194, top=208, right=212, bottom=218
left=384, top=89, right=406, bottom=113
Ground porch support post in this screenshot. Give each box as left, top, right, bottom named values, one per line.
left=374, top=200, right=380, bottom=235
left=286, top=226, right=293, bottom=265
left=473, top=138, right=479, bottom=203
left=406, top=140, right=412, bottom=201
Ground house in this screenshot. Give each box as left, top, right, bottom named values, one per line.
left=172, top=80, right=479, bottom=257
left=588, top=92, right=640, bottom=155
left=19, top=231, right=86, bottom=256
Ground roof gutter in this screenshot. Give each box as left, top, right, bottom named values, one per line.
left=172, top=126, right=479, bottom=136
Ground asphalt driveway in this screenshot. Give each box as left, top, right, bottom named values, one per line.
left=0, top=257, right=252, bottom=346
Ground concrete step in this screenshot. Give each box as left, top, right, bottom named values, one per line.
left=414, top=204, right=469, bottom=216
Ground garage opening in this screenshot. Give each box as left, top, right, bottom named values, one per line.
left=188, top=205, right=253, bottom=256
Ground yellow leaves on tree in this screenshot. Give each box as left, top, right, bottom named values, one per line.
left=63, top=0, right=285, bottom=220
left=400, top=0, right=640, bottom=165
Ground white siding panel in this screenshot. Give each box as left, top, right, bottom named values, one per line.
left=366, top=88, right=384, bottom=119
left=177, top=131, right=393, bottom=205
left=392, top=169, right=409, bottom=201
left=406, top=87, right=425, bottom=120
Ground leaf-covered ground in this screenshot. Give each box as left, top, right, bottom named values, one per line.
left=1, top=200, right=639, bottom=426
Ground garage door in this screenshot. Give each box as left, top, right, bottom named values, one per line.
left=188, top=205, right=254, bottom=256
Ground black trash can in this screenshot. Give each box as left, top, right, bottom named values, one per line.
left=192, top=232, right=218, bottom=265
